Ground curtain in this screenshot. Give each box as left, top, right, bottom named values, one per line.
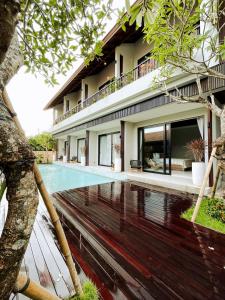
left=99, top=135, right=112, bottom=166
left=112, top=133, right=120, bottom=164
left=78, top=139, right=85, bottom=162
left=197, top=117, right=204, bottom=138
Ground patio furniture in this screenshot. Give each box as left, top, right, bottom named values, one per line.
left=130, top=160, right=142, bottom=169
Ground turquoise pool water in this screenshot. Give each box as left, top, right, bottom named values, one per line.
left=39, top=164, right=113, bottom=193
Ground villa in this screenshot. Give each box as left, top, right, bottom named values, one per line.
left=44, top=17, right=224, bottom=194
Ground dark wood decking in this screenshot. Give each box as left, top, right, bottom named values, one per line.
left=0, top=198, right=77, bottom=300
left=53, top=181, right=225, bottom=300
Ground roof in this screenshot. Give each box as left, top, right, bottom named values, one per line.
left=44, top=18, right=143, bottom=110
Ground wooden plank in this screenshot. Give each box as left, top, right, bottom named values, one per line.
left=32, top=221, right=71, bottom=298
left=29, top=230, right=57, bottom=295
left=35, top=210, right=74, bottom=295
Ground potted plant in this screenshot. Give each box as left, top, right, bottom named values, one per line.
left=114, top=144, right=121, bottom=172
left=80, top=145, right=86, bottom=166
left=186, top=138, right=206, bottom=186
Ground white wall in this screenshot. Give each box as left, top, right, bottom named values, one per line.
left=133, top=38, right=151, bottom=65
left=64, top=90, right=81, bottom=113
left=115, top=43, right=135, bottom=77
left=89, top=131, right=98, bottom=165
left=115, top=38, right=151, bottom=78
left=82, top=63, right=115, bottom=100
left=53, top=103, right=64, bottom=122
left=97, top=62, right=115, bottom=88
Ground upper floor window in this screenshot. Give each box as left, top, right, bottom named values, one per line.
left=85, top=84, right=89, bottom=99
left=66, top=100, right=69, bottom=112
left=137, top=53, right=156, bottom=78
left=120, top=55, right=123, bottom=76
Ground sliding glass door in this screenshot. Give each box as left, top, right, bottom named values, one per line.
left=140, top=124, right=171, bottom=174
left=99, top=132, right=120, bottom=166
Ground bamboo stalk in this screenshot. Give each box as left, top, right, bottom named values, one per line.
left=14, top=273, right=61, bottom=300
left=191, top=147, right=217, bottom=222
left=2, top=90, right=83, bottom=295
left=210, top=165, right=221, bottom=198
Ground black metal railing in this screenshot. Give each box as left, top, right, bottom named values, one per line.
left=54, top=58, right=158, bottom=125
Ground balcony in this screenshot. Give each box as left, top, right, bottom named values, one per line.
left=54, top=58, right=158, bottom=125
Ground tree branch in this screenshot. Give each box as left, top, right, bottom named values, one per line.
left=0, top=32, right=23, bottom=89
left=0, top=1, right=20, bottom=64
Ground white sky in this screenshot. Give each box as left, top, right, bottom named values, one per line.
left=7, top=0, right=129, bottom=137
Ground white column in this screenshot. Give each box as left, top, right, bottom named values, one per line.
left=89, top=131, right=97, bottom=166
left=124, top=122, right=136, bottom=171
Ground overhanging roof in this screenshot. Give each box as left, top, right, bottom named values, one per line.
left=44, top=22, right=143, bottom=110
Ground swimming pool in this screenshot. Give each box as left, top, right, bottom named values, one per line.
left=39, top=164, right=113, bottom=193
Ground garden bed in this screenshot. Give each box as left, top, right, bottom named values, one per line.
left=182, top=197, right=225, bottom=234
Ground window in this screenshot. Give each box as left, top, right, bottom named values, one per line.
left=84, top=84, right=88, bottom=99
left=98, top=132, right=120, bottom=166
left=99, top=80, right=111, bottom=91
left=65, top=100, right=69, bottom=112
left=77, top=138, right=85, bottom=162
left=120, top=55, right=123, bottom=75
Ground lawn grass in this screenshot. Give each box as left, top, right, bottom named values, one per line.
left=182, top=198, right=225, bottom=234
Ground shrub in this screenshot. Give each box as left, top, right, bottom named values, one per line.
left=66, top=280, right=99, bottom=300
left=207, top=198, right=225, bottom=223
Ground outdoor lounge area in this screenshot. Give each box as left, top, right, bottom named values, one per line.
left=53, top=181, right=225, bottom=300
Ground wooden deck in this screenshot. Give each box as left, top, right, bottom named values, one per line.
left=0, top=197, right=81, bottom=300
left=53, top=181, right=225, bottom=300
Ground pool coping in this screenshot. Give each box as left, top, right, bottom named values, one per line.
left=53, top=161, right=127, bottom=181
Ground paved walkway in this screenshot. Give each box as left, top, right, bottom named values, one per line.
left=53, top=181, right=225, bottom=300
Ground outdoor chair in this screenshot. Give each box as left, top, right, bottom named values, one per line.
left=130, top=160, right=142, bottom=169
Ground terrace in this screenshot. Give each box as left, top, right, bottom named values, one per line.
left=53, top=58, right=158, bottom=125
left=53, top=181, right=225, bottom=300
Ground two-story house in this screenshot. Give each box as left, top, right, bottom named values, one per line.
left=44, top=15, right=225, bottom=193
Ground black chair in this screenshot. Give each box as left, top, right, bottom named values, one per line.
left=130, top=160, right=142, bottom=169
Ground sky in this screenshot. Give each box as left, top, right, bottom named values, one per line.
left=7, top=0, right=129, bottom=137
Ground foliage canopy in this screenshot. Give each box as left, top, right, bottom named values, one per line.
left=18, top=0, right=114, bottom=84
left=28, top=132, right=56, bottom=151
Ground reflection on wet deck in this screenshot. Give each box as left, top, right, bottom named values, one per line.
left=53, top=181, right=225, bottom=300
left=0, top=198, right=85, bottom=300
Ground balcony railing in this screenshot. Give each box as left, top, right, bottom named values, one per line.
left=54, top=102, right=82, bottom=124
left=54, top=58, right=158, bottom=125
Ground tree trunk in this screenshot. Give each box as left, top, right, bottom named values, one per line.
left=0, top=95, right=39, bottom=299
left=220, top=107, right=225, bottom=136
left=0, top=3, right=39, bottom=298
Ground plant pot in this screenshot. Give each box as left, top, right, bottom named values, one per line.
left=114, top=158, right=121, bottom=172
left=192, top=162, right=206, bottom=186
left=63, top=155, right=67, bottom=163
left=80, top=156, right=86, bottom=166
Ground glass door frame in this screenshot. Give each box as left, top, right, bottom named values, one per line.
left=138, top=123, right=171, bottom=175
left=98, top=131, right=120, bottom=167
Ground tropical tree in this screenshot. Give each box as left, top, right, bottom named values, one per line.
left=28, top=132, right=56, bottom=151
left=123, top=0, right=225, bottom=152
left=0, top=1, right=113, bottom=298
